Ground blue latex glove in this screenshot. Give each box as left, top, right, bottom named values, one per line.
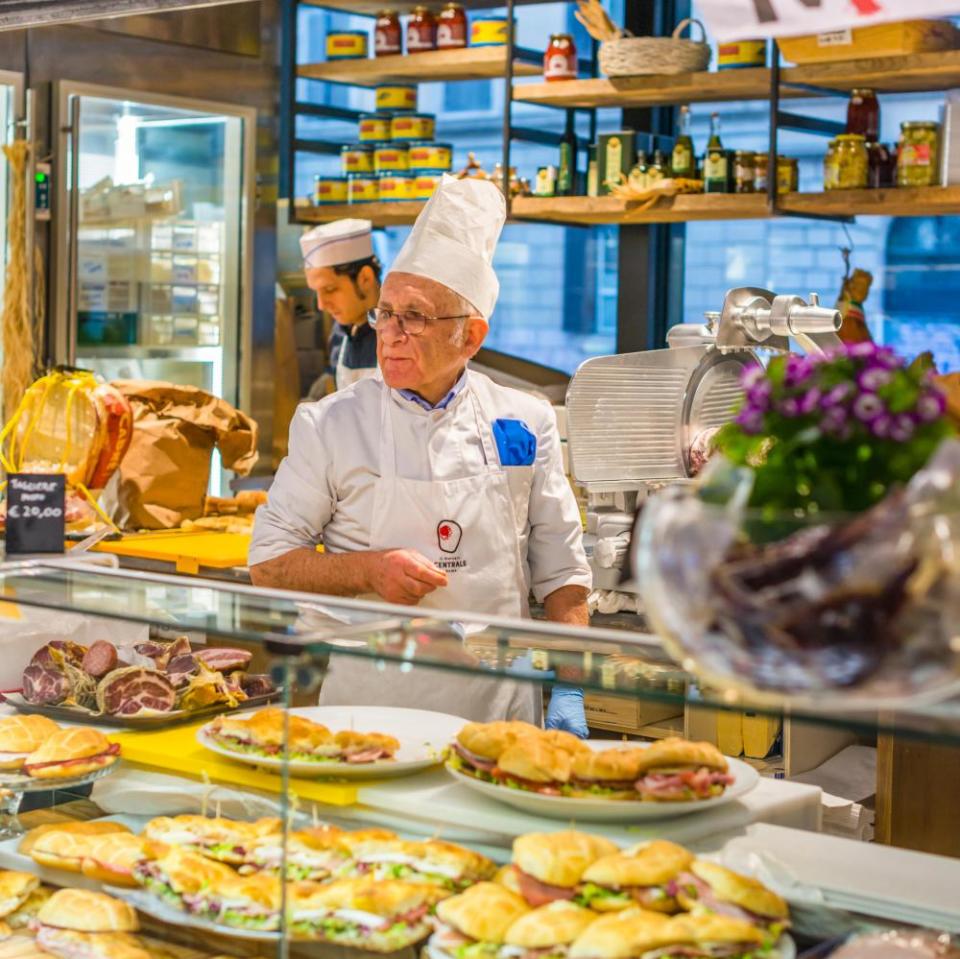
left=545, top=685, right=589, bottom=738
left=492, top=418, right=537, bottom=466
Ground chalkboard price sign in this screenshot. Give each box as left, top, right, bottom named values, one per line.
left=5, top=473, right=66, bottom=555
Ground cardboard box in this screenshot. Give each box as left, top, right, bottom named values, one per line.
left=584, top=692, right=682, bottom=734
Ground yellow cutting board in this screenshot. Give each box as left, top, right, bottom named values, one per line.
left=112, top=721, right=360, bottom=806
left=93, top=531, right=252, bottom=573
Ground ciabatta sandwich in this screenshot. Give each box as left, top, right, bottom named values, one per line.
left=285, top=878, right=446, bottom=950
left=337, top=834, right=495, bottom=891
left=499, top=901, right=598, bottom=959
left=22, top=728, right=119, bottom=780
left=426, top=882, right=529, bottom=959
left=579, top=841, right=694, bottom=913
left=18, top=821, right=130, bottom=858
left=674, top=862, right=789, bottom=937
left=0, top=716, right=60, bottom=771
left=30, top=831, right=107, bottom=874
left=568, top=907, right=674, bottom=959
left=142, top=815, right=280, bottom=865
left=34, top=889, right=139, bottom=933
left=567, top=751, right=646, bottom=802
left=450, top=722, right=538, bottom=779
left=633, top=741, right=734, bottom=802
left=79, top=833, right=148, bottom=888
left=503, top=832, right=619, bottom=908
left=242, top=825, right=349, bottom=881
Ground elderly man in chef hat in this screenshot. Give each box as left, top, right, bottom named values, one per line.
left=251, top=176, right=592, bottom=732
left=301, top=218, right=381, bottom=390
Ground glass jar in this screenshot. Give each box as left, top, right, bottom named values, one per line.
left=834, top=134, right=868, bottom=189
left=544, top=33, right=577, bottom=81
left=406, top=6, right=437, bottom=52
left=436, top=2, right=467, bottom=49
left=733, top=150, right=755, bottom=193
left=898, top=121, right=941, bottom=188
left=374, top=9, right=402, bottom=56
left=823, top=139, right=840, bottom=191
left=777, top=155, right=799, bottom=194
left=754, top=152, right=768, bottom=192
left=847, top=88, right=880, bottom=142
left=867, top=141, right=896, bottom=189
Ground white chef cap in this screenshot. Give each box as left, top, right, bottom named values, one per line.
left=300, top=219, right=373, bottom=269
left=389, top=175, right=505, bottom=321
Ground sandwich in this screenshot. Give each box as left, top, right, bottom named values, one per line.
left=663, top=914, right=770, bottom=959
left=207, top=708, right=400, bottom=763
left=500, top=902, right=598, bottom=959
left=21, top=728, right=119, bottom=780
left=5, top=885, right=53, bottom=929
left=539, top=731, right=592, bottom=756
left=31, top=930, right=151, bottom=959
left=490, top=740, right=574, bottom=797
left=633, top=741, right=734, bottom=802
left=80, top=833, right=149, bottom=888
left=285, top=877, right=447, bottom=950
left=579, top=841, right=694, bottom=913
left=450, top=722, right=538, bottom=778
left=426, top=881, right=529, bottom=959
left=0, top=875, right=38, bottom=919
left=133, top=844, right=280, bottom=931
left=674, top=862, right=789, bottom=937
left=567, top=751, right=647, bottom=801
left=337, top=833, right=495, bottom=891
left=30, top=831, right=111, bottom=873
left=34, top=889, right=139, bottom=933
left=568, top=908, right=675, bottom=959
left=242, top=825, right=350, bottom=881
left=142, top=815, right=280, bottom=865
left=0, top=716, right=60, bottom=771
left=18, top=821, right=130, bottom=858
left=503, top=832, right=620, bottom=908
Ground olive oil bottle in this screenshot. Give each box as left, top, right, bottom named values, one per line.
left=671, top=105, right=696, bottom=179
left=703, top=112, right=731, bottom=193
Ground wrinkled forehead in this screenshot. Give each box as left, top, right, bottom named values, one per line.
left=379, top=271, right=459, bottom=314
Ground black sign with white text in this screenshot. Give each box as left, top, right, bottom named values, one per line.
left=6, top=474, right=66, bottom=555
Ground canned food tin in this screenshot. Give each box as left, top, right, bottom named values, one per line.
left=377, top=172, right=413, bottom=201
left=412, top=171, right=445, bottom=200
left=341, top=143, right=374, bottom=175
left=359, top=113, right=392, bottom=142
left=470, top=16, right=511, bottom=46
left=376, top=84, right=417, bottom=112
left=374, top=141, right=410, bottom=172
left=717, top=39, right=766, bottom=69
left=326, top=31, right=369, bottom=60
left=348, top=174, right=379, bottom=203
left=407, top=140, right=453, bottom=171
left=390, top=113, right=435, bottom=141
left=313, top=176, right=349, bottom=205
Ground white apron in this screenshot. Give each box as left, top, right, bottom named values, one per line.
left=335, top=343, right=377, bottom=390
left=318, top=384, right=540, bottom=723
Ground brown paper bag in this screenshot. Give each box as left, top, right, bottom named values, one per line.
left=102, top=380, right=258, bottom=530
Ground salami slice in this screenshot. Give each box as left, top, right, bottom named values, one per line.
left=82, top=640, right=118, bottom=679
left=96, top=667, right=177, bottom=716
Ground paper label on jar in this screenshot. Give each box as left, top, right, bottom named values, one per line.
left=902, top=143, right=932, bottom=167
left=817, top=29, right=853, bottom=47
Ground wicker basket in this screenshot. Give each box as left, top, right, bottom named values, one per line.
left=599, top=18, right=711, bottom=77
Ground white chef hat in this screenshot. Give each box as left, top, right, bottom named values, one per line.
left=389, top=175, right=505, bottom=321
left=300, top=219, right=373, bottom=269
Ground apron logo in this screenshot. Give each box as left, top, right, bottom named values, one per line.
left=437, top=520, right=462, bottom=554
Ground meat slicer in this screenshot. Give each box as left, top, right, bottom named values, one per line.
left=565, top=286, right=844, bottom=606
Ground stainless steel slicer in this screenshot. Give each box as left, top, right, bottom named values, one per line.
left=566, top=286, right=843, bottom=602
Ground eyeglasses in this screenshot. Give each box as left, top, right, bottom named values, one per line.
left=370, top=308, right=474, bottom=337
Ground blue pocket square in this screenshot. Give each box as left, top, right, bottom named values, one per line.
left=493, top=418, right=537, bottom=466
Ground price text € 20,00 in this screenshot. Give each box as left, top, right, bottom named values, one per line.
left=6, top=504, right=64, bottom=521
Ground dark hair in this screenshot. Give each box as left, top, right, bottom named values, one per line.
left=333, top=255, right=382, bottom=289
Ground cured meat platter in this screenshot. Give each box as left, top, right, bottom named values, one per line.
left=4, top=636, right=279, bottom=729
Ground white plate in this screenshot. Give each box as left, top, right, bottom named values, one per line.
left=105, top=885, right=278, bottom=942
left=444, top=741, right=759, bottom=822
left=197, top=705, right=466, bottom=780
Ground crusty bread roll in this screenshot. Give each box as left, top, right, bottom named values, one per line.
left=333, top=730, right=400, bottom=754
left=0, top=874, right=38, bottom=919
left=505, top=901, right=596, bottom=947
left=513, top=831, right=620, bottom=887
left=18, top=821, right=129, bottom=857
left=582, top=840, right=693, bottom=888
left=435, top=882, right=528, bottom=942
left=497, top=740, right=572, bottom=784
left=30, top=831, right=105, bottom=873
left=569, top=907, right=674, bottom=959
left=36, top=889, right=138, bottom=933
left=80, top=834, right=148, bottom=888
left=23, top=728, right=117, bottom=780
left=571, top=749, right=644, bottom=783
left=289, top=878, right=446, bottom=917
left=145, top=846, right=237, bottom=895
left=685, top=861, right=787, bottom=920
left=539, top=730, right=591, bottom=755
left=0, top=716, right=60, bottom=768
left=494, top=864, right=523, bottom=896
left=212, top=708, right=337, bottom=755
left=670, top=913, right=766, bottom=945
left=6, top=885, right=54, bottom=930
left=456, top=721, right=537, bottom=761
left=34, top=928, right=150, bottom=959
left=634, top=739, right=727, bottom=775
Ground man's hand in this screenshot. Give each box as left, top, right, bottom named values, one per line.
left=545, top=686, right=589, bottom=738
left=363, top=549, right=448, bottom=605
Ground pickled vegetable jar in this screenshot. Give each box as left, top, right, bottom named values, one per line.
left=834, top=134, right=868, bottom=190
left=898, top=121, right=940, bottom=187
left=777, top=156, right=799, bottom=194
left=823, top=140, right=840, bottom=191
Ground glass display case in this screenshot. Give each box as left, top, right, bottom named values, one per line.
left=0, top=558, right=955, bottom=958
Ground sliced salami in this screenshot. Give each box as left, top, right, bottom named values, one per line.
left=82, top=640, right=118, bottom=679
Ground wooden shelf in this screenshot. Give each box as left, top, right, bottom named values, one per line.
left=513, top=49, right=960, bottom=109
left=510, top=187, right=960, bottom=225
left=299, top=47, right=540, bottom=86
left=297, top=202, right=426, bottom=227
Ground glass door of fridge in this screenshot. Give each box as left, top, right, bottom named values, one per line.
left=58, top=86, right=252, bottom=406
left=0, top=72, right=24, bottom=368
